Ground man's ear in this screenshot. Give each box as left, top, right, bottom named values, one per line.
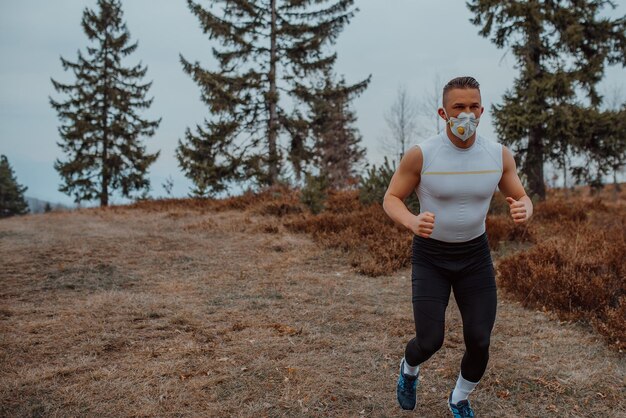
left=438, top=107, right=447, bottom=120
left=480, top=106, right=485, bottom=116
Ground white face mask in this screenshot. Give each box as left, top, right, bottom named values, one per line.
left=443, top=109, right=479, bottom=142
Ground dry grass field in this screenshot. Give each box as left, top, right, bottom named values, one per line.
left=1, top=196, right=625, bottom=417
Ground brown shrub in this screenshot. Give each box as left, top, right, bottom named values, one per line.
left=210, top=184, right=301, bottom=212
left=255, top=201, right=303, bottom=217
left=124, top=197, right=211, bottom=213
left=284, top=202, right=412, bottom=276
left=488, top=191, right=511, bottom=216
left=547, top=182, right=626, bottom=202
left=126, top=184, right=300, bottom=214
left=532, top=196, right=607, bottom=223
left=497, top=211, right=625, bottom=350
left=322, top=189, right=362, bottom=214
left=283, top=190, right=544, bottom=276
left=593, top=296, right=626, bottom=351
left=485, top=215, right=533, bottom=250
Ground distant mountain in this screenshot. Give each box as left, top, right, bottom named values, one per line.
left=25, top=196, right=72, bottom=214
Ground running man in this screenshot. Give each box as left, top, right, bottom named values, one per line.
left=382, top=76, right=533, bottom=417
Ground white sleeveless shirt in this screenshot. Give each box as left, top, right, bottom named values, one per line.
left=415, top=132, right=503, bottom=243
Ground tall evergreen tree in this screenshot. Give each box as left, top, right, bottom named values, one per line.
left=294, top=70, right=369, bottom=189
left=175, top=119, right=246, bottom=197
left=573, top=105, right=626, bottom=191
left=468, top=0, right=626, bottom=199
left=281, top=110, right=312, bottom=183
left=50, top=0, right=161, bottom=206
left=0, top=155, right=29, bottom=217
left=177, top=0, right=369, bottom=195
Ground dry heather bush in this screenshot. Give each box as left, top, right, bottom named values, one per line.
left=124, top=197, right=210, bottom=212
left=281, top=189, right=537, bottom=276
left=497, top=206, right=625, bottom=350
left=485, top=215, right=533, bottom=250
left=285, top=191, right=412, bottom=276
left=321, top=189, right=363, bottom=214
left=126, top=184, right=300, bottom=213
left=485, top=191, right=534, bottom=250
left=486, top=194, right=611, bottom=251
left=286, top=209, right=412, bottom=275
left=594, top=295, right=626, bottom=349
left=255, top=199, right=303, bottom=217
left=533, top=195, right=607, bottom=222
left=549, top=182, right=626, bottom=202
left=208, top=185, right=299, bottom=212
left=488, top=191, right=511, bottom=216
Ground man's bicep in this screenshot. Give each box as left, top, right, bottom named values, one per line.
left=385, top=147, right=422, bottom=201
left=498, top=146, right=526, bottom=199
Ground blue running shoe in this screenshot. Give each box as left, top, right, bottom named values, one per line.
left=396, top=358, right=419, bottom=410
left=448, top=390, right=475, bottom=417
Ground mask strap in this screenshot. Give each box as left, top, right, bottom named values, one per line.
left=442, top=108, right=452, bottom=126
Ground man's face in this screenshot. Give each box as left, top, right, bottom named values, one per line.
left=439, top=88, right=484, bottom=120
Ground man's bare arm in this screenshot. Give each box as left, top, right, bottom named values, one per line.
left=383, top=146, right=422, bottom=228
left=383, top=147, right=436, bottom=237
left=498, top=146, right=533, bottom=223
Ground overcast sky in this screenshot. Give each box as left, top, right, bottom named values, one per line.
left=1, top=0, right=625, bottom=206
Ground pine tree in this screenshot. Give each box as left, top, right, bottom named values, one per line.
left=175, top=119, right=245, bottom=197
left=294, top=70, right=369, bottom=189
left=177, top=0, right=369, bottom=194
left=357, top=156, right=420, bottom=213
left=0, top=155, right=29, bottom=217
left=468, top=0, right=626, bottom=199
left=281, top=110, right=312, bottom=183
left=572, top=105, right=626, bottom=191
left=50, top=0, right=161, bottom=206
left=603, top=107, right=626, bottom=195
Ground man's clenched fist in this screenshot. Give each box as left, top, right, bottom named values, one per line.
left=412, top=211, right=436, bottom=238
left=506, top=196, right=529, bottom=224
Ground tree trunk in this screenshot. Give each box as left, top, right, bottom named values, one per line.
left=524, top=125, right=545, bottom=200
left=101, top=130, right=109, bottom=207
left=101, top=32, right=110, bottom=207
left=613, top=168, right=619, bottom=202
left=523, top=7, right=546, bottom=201
left=563, top=154, right=568, bottom=198
left=267, top=0, right=279, bottom=185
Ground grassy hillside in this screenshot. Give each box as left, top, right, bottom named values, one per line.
left=0, top=186, right=624, bottom=417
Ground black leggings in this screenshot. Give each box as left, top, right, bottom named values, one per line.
left=404, top=232, right=497, bottom=383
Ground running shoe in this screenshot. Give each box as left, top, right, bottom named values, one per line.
left=396, top=358, right=419, bottom=410
left=448, top=390, right=475, bottom=417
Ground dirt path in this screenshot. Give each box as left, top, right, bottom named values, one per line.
left=1, top=207, right=624, bottom=417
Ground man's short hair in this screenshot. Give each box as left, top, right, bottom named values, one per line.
left=442, top=76, right=481, bottom=106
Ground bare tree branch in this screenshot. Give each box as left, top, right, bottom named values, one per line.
left=380, top=84, right=419, bottom=163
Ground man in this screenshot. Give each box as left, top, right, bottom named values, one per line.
left=382, top=76, right=533, bottom=417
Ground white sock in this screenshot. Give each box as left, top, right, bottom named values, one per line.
left=403, top=358, right=419, bottom=376
left=451, top=372, right=479, bottom=404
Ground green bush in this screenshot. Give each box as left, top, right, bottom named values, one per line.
left=0, top=155, right=29, bottom=217
left=300, top=172, right=329, bottom=214
left=358, top=156, right=419, bottom=213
